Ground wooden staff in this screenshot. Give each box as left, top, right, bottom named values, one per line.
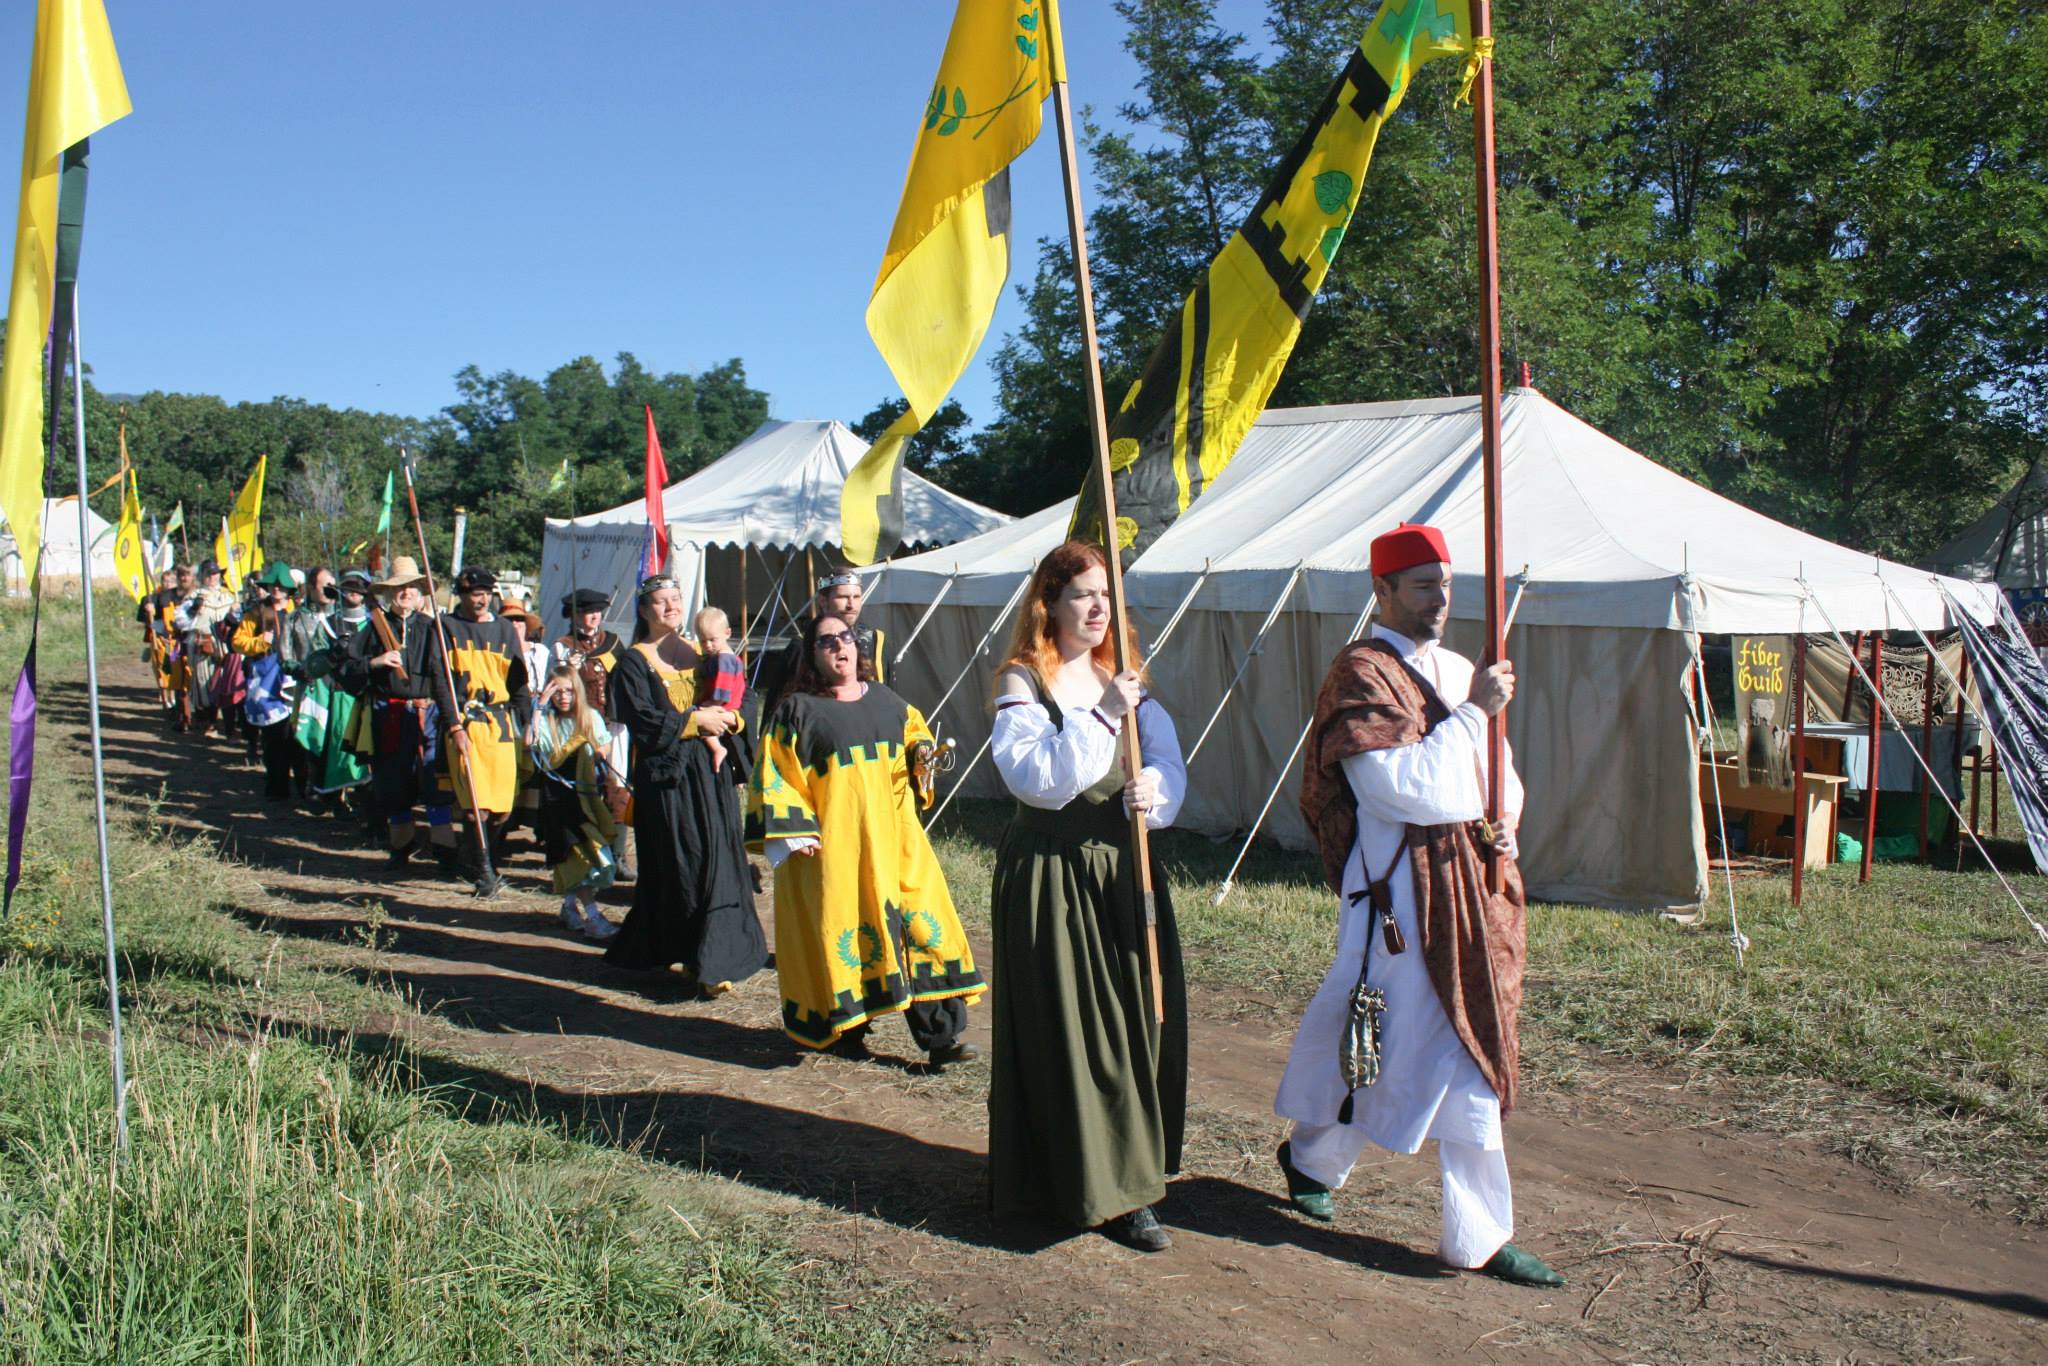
left=398, top=447, right=501, bottom=897
left=1469, top=1, right=1509, bottom=894
left=1791, top=633, right=1808, bottom=906
left=1051, top=54, right=1165, bottom=1023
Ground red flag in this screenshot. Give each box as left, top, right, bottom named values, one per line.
left=643, top=404, right=670, bottom=576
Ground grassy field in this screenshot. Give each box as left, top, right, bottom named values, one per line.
left=0, top=593, right=938, bottom=1365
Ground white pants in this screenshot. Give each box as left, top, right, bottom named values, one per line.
left=1288, top=1120, right=1514, bottom=1268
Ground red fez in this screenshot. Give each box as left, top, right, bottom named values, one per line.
left=1370, top=522, right=1450, bottom=579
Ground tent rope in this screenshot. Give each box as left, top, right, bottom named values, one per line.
left=1211, top=569, right=1536, bottom=908
left=926, top=561, right=1214, bottom=829
left=890, top=568, right=960, bottom=669
left=1185, top=563, right=1305, bottom=764
left=924, top=570, right=1035, bottom=726
left=1802, top=578, right=2048, bottom=945
left=1683, top=629, right=1751, bottom=965
left=1211, top=589, right=1379, bottom=907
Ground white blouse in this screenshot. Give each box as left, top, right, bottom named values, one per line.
left=990, top=691, right=1186, bottom=829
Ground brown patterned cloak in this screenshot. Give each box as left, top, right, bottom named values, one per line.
left=1299, top=637, right=1528, bottom=1112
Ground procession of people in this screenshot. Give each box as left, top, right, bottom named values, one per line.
left=140, top=525, right=1557, bottom=1283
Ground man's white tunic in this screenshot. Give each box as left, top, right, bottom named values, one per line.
left=1273, top=624, right=1524, bottom=1156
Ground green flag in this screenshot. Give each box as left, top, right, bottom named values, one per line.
left=163, top=500, right=183, bottom=536
left=375, top=469, right=394, bottom=535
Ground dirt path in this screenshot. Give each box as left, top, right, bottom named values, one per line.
left=71, top=662, right=2047, bottom=1365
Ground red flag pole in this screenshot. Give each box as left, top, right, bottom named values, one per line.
left=1469, top=2, right=1508, bottom=892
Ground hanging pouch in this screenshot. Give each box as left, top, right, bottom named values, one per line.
left=1337, top=837, right=1409, bottom=1123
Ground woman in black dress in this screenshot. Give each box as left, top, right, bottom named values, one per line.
left=603, top=575, right=768, bottom=994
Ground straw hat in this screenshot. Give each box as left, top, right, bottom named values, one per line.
left=372, top=555, right=428, bottom=591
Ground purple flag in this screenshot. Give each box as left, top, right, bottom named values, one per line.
left=4, top=634, right=36, bottom=916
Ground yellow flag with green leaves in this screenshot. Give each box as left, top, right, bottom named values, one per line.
left=0, top=0, right=130, bottom=583
left=1071, top=0, right=1475, bottom=562
left=111, top=467, right=145, bottom=602
left=840, top=0, right=1063, bottom=564
left=222, top=453, right=265, bottom=588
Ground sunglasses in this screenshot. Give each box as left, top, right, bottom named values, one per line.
left=814, top=631, right=854, bottom=649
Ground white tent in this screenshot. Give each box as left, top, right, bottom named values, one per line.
left=538, top=419, right=1007, bottom=639
left=867, top=390, right=1999, bottom=908
left=1, top=498, right=118, bottom=595
left=1931, top=460, right=2048, bottom=609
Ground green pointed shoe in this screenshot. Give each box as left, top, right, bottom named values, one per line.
left=1480, top=1242, right=1565, bottom=1287
left=1276, top=1142, right=1335, bottom=1222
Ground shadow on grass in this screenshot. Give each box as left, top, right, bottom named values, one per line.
left=251, top=1012, right=1445, bottom=1270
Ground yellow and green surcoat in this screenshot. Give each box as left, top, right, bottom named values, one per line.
left=750, top=685, right=981, bottom=1047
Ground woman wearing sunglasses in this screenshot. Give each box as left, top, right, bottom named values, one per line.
left=749, top=613, right=983, bottom=1064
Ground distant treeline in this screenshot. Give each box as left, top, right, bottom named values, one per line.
left=43, top=354, right=770, bottom=576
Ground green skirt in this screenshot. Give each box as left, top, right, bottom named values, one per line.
left=987, top=800, right=1187, bottom=1229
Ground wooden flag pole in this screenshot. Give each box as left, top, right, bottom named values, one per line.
left=1051, top=71, right=1165, bottom=1025
left=1469, top=1, right=1509, bottom=894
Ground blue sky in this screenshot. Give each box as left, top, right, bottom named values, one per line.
left=2, top=2, right=1270, bottom=433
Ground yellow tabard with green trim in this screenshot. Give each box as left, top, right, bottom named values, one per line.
left=749, top=685, right=982, bottom=1048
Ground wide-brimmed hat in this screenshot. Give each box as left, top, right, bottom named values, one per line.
left=507, top=606, right=544, bottom=633
left=199, top=559, right=224, bottom=578
left=372, top=555, right=428, bottom=591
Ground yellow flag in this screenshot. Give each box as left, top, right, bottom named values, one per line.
left=1071, top=0, right=1473, bottom=562
left=214, top=516, right=235, bottom=591
left=0, top=0, right=131, bottom=583
left=111, top=467, right=145, bottom=602
left=840, top=0, right=1062, bottom=564
left=225, top=453, right=265, bottom=587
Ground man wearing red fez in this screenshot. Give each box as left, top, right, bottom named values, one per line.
left=1271, top=522, right=1563, bottom=1288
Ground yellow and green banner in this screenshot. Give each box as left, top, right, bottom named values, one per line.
left=111, top=467, right=145, bottom=602
left=0, top=0, right=130, bottom=583
left=217, top=453, right=265, bottom=590
left=840, top=0, right=1063, bottom=564
left=1071, top=0, right=1475, bottom=561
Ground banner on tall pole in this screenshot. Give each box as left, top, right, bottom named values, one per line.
left=839, top=0, right=1062, bottom=564
left=1070, top=0, right=1473, bottom=563
left=0, top=0, right=131, bottom=585
left=642, top=405, right=669, bottom=579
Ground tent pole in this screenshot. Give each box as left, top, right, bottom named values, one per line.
left=1861, top=632, right=1882, bottom=882
left=1919, top=642, right=1935, bottom=861
left=1468, top=0, right=1509, bottom=895
left=1963, top=644, right=1981, bottom=837
left=740, top=547, right=749, bottom=650
left=1791, top=633, right=1808, bottom=906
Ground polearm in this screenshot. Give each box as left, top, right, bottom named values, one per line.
left=397, top=447, right=502, bottom=897
left=1469, top=1, right=1509, bottom=894
left=1050, top=37, right=1165, bottom=1024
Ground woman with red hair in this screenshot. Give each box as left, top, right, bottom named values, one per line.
left=985, top=541, right=1188, bottom=1252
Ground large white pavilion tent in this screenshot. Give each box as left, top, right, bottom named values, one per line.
left=865, top=389, right=1998, bottom=909
left=539, top=419, right=1006, bottom=640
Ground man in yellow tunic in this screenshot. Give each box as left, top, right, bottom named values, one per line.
left=440, top=567, right=531, bottom=869
left=750, top=613, right=981, bottom=1063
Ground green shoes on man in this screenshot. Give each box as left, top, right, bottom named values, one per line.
left=1479, top=1241, right=1566, bottom=1287
left=1279, top=1140, right=1564, bottom=1287
left=1276, top=1142, right=1335, bottom=1221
